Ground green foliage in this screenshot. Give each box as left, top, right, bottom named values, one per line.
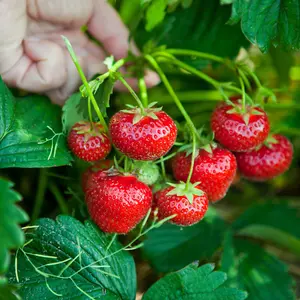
left=222, top=238, right=295, bottom=300
left=145, top=0, right=167, bottom=31
left=0, top=179, right=28, bottom=274
left=136, top=0, right=249, bottom=60
left=232, top=201, right=300, bottom=255
left=0, top=79, right=72, bottom=168
left=142, top=263, right=248, bottom=300
left=8, top=216, right=136, bottom=300
left=0, top=282, right=20, bottom=300
left=227, top=0, right=300, bottom=52
left=143, top=208, right=227, bottom=272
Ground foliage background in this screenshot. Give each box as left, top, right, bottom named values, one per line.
left=0, top=0, right=299, bottom=299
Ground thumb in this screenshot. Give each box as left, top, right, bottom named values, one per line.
left=2, top=38, right=66, bottom=92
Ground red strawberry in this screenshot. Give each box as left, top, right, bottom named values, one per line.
left=81, top=160, right=113, bottom=192
left=172, top=146, right=237, bottom=202
left=68, top=121, right=111, bottom=162
left=156, top=183, right=208, bottom=226
left=86, top=174, right=152, bottom=234
left=109, top=106, right=177, bottom=160
left=235, top=134, right=293, bottom=181
left=211, top=102, right=270, bottom=152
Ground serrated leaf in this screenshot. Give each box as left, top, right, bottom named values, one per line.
left=62, top=93, right=85, bottom=133
left=143, top=208, right=227, bottom=272
left=232, top=201, right=300, bottom=256
left=137, top=0, right=249, bottom=62
left=0, top=179, right=28, bottom=274
left=145, top=0, right=168, bottom=31
left=222, top=239, right=295, bottom=300
left=142, top=263, right=247, bottom=300
left=0, top=77, right=15, bottom=141
left=228, top=0, right=300, bottom=52
left=8, top=216, right=136, bottom=300
left=0, top=93, right=72, bottom=168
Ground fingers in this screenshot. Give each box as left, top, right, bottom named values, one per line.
left=88, top=0, right=139, bottom=59
left=0, top=0, right=26, bottom=74
left=46, top=44, right=107, bottom=105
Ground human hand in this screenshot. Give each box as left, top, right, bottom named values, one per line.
left=0, top=0, right=160, bottom=104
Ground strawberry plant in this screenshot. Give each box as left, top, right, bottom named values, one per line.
left=0, top=1, right=300, bottom=299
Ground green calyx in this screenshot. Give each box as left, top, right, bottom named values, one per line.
left=121, top=102, right=163, bottom=124
left=167, top=182, right=204, bottom=204
left=73, top=121, right=106, bottom=142
left=226, top=101, right=264, bottom=125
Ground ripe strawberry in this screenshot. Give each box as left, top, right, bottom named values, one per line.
left=81, top=160, right=113, bottom=192
left=172, top=146, right=237, bottom=202
left=156, top=183, right=208, bottom=226
left=109, top=106, right=177, bottom=160
left=235, top=134, right=293, bottom=181
left=68, top=121, right=111, bottom=162
left=211, top=102, right=270, bottom=152
left=86, top=174, right=152, bottom=234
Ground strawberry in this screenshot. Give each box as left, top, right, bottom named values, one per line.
left=211, top=101, right=270, bottom=152
left=133, top=161, right=160, bottom=186
left=235, top=134, right=293, bottom=181
left=81, top=160, right=113, bottom=192
left=109, top=106, right=177, bottom=160
left=68, top=121, right=111, bottom=162
left=85, top=174, right=152, bottom=234
left=156, top=183, right=208, bottom=226
left=172, top=145, right=237, bottom=202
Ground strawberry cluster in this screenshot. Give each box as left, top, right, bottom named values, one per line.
left=68, top=100, right=293, bottom=234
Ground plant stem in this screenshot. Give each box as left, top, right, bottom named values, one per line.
left=145, top=55, right=201, bottom=142
left=239, top=76, right=246, bottom=112
left=62, top=36, right=108, bottom=131
left=186, top=131, right=196, bottom=187
left=115, top=73, right=145, bottom=112
left=88, top=97, right=93, bottom=124
left=155, top=52, right=220, bottom=89
left=160, top=159, right=166, bottom=180
left=48, top=181, right=69, bottom=215
left=31, top=169, right=48, bottom=223
left=138, top=76, right=148, bottom=107
left=159, top=49, right=225, bottom=64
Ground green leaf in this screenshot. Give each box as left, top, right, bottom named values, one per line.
left=143, top=208, right=227, bottom=272
left=145, top=0, right=167, bottom=31
left=62, top=93, right=83, bottom=133
left=221, top=239, right=295, bottom=300
left=136, top=0, right=249, bottom=60
left=93, top=76, right=115, bottom=118
left=232, top=201, right=300, bottom=255
left=0, top=280, right=21, bottom=300
left=228, top=0, right=300, bottom=52
left=142, top=263, right=248, bottom=300
left=0, top=179, right=28, bottom=274
left=0, top=95, right=72, bottom=168
left=8, top=216, right=136, bottom=300
left=0, top=77, right=15, bottom=141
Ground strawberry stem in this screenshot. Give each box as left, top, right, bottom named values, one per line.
left=144, top=54, right=202, bottom=143
left=160, top=158, right=166, bottom=180
left=185, top=131, right=196, bottom=188
left=138, top=76, right=148, bottom=107
left=238, top=75, right=246, bottom=113
left=62, top=36, right=108, bottom=131
left=115, top=73, right=145, bottom=114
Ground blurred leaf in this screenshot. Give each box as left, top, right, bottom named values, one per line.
left=231, top=201, right=300, bottom=255
left=0, top=281, right=20, bottom=300
left=136, top=0, right=249, bottom=60
left=0, top=77, right=15, bottom=140
left=142, top=263, right=248, bottom=300
left=0, top=95, right=72, bottom=168
left=8, top=216, right=136, bottom=300
left=0, top=179, right=28, bottom=274
left=222, top=239, right=295, bottom=300
left=228, top=0, right=300, bottom=52
left=145, top=0, right=167, bottom=31
left=143, top=208, right=227, bottom=272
